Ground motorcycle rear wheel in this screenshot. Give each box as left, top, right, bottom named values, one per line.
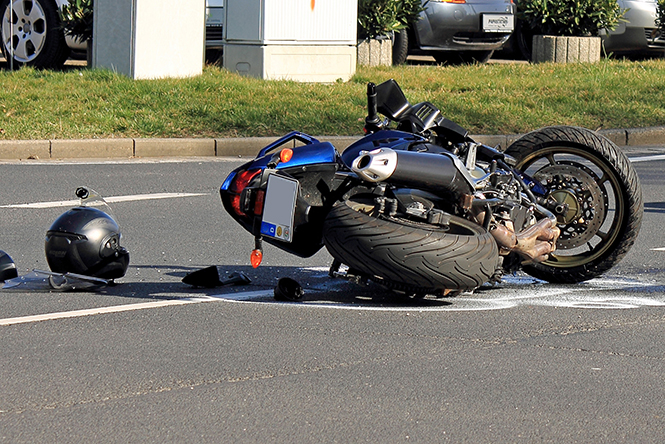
left=505, top=126, right=643, bottom=283
left=322, top=196, right=500, bottom=293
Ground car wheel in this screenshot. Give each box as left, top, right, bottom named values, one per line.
left=392, top=30, right=409, bottom=65
left=1, top=0, right=70, bottom=69
left=514, top=20, right=534, bottom=61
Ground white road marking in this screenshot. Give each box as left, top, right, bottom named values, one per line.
left=0, top=193, right=207, bottom=209
left=629, top=154, right=665, bottom=163
left=1, top=277, right=662, bottom=327
left=211, top=276, right=665, bottom=312
left=651, top=247, right=665, bottom=251
left=0, top=291, right=273, bottom=326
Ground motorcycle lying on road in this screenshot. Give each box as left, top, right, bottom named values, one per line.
left=220, top=80, right=643, bottom=297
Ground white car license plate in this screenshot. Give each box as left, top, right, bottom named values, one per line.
left=260, top=174, right=298, bottom=243
left=482, top=14, right=513, bottom=33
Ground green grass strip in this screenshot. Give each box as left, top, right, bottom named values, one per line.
left=0, top=59, right=663, bottom=140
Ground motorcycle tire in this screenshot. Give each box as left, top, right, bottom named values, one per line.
left=322, top=196, right=500, bottom=293
left=504, top=126, right=643, bottom=283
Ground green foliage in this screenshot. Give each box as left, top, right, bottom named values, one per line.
left=656, top=0, right=665, bottom=35
left=357, top=0, right=426, bottom=39
left=59, top=0, right=94, bottom=43
left=518, top=0, right=624, bottom=36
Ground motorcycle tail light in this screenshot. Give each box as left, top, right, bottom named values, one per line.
left=229, top=169, right=261, bottom=217
left=231, top=169, right=261, bottom=193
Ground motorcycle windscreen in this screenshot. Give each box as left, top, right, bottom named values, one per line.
left=76, top=186, right=117, bottom=220
left=375, top=79, right=410, bottom=120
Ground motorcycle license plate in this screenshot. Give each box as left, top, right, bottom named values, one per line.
left=260, top=174, right=298, bottom=243
left=482, top=14, right=513, bottom=33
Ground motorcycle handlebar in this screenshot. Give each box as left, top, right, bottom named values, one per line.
left=365, top=83, right=381, bottom=132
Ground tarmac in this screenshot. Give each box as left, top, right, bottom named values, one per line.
left=0, top=126, right=664, bottom=160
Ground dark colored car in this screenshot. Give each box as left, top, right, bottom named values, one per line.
left=393, top=0, right=515, bottom=64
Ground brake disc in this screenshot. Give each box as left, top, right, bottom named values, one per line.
left=534, top=163, right=607, bottom=249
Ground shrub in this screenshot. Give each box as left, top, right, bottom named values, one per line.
left=357, top=0, right=425, bottom=39
left=518, top=0, right=624, bottom=36
left=59, top=0, right=94, bottom=43
left=656, top=0, right=665, bottom=36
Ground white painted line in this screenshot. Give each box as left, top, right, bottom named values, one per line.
left=0, top=193, right=207, bottom=209
left=1, top=275, right=663, bottom=326
left=651, top=247, right=665, bottom=251
left=0, top=298, right=207, bottom=326
left=629, top=154, right=665, bottom=163
left=0, top=291, right=273, bottom=327
left=210, top=277, right=665, bottom=312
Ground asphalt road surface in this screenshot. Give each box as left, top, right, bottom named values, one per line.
left=1, top=146, right=665, bottom=443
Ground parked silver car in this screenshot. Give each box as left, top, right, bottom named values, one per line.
left=393, top=0, right=515, bottom=64
left=1, top=0, right=223, bottom=69
left=602, top=0, right=665, bottom=55
left=506, top=0, right=664, bottom=59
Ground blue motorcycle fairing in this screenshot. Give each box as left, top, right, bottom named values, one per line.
left=221, top=171, right=236, bottom=192
left=219, top=133, right=342, bottom=259
left=340, top=130, right=427, bottom=169
left=220, top=139, right=339, bottom=193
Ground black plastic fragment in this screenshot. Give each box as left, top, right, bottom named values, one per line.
left=182, top=267, right=251, bottom=288
left=274, top=277, right=304, bottom=301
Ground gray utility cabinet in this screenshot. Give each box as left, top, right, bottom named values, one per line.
left=223, top=0, right=357, bottom=82
left=93, top=0, right=206, bottom=79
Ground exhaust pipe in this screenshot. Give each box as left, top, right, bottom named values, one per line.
left=351, top=148, right=474, bottom=196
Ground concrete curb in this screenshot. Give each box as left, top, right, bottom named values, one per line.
left=1, top=126, right=664, bottom=160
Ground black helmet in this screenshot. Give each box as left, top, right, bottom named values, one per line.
left=45, top=206, right=129, bottom=279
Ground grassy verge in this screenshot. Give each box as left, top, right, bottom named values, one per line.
left=0, top=59, right=664, bottom=140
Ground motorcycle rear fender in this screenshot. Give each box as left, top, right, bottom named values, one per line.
left=220, top=134, right=341, bottom=258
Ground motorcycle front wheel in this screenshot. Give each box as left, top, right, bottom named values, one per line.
left=322, top=195, right=500, bottom=293
left=505, top=126, right=643, bottom=283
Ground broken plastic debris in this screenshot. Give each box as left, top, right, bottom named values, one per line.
left=274, top=277, right=304, bottom=301
left=182, top=268, right=251, bottom=288
left=2, top=270, right=110, bottom=292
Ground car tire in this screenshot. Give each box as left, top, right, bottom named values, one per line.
left=1, top=0, right=70, bottom=69
left=514, top=20, right=534, bottom=61
left=392, top=30, right=409, bottom=65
